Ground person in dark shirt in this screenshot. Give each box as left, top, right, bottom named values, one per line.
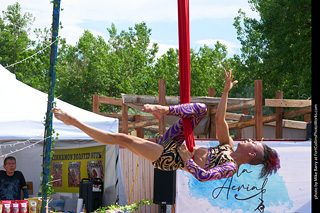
left=0, top=156, right=28, bottom=200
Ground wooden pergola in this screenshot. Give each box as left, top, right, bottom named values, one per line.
left=92, top=79, right=311, bottom=140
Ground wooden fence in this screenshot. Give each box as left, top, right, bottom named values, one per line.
left=119, top=147, right=157, bottom=212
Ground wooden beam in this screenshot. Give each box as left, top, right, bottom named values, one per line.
left=122, top=94, right=176, bottom=105
left=93, top=94, right=311, bottom=110
left=159, top=79, right=166, bottom=136
left=265, top=99, right=311, bottom=108
left=225, top=112, right=253, bottom=121
left=255, top=80, right=263, bottom=140
left=99, top=113, right=153, bottom=121
left=98, top=96, right=122, bottom=106
left=229, top=106, right=312, bottom=130
left=236, top=109, right=249, bottom=139
left=127, top=119, right=159, bottom=129
left=208, top=87, right=216, bottom=138
left=134, top=115, right=144, bottom=138
left=92, top=94, right=100, bottom=114
left=122, top=94, right=254, bottom=106
left=275, top=91, right=283, bottom=139
left=265, top=120, right=307, bottom=130
left=283, top=105, right=312, bottom=119
left=122, top=103, right=128, bottom=134
left=304, top=114, right=311, bottom=123
left=209, top=100, right=255, bottom=114
left=225, top=99, right=255, bottom=112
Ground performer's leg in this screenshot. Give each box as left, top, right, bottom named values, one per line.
left=52, top=108, right=163, bottom=162
left=158, top=103, right=207, bottom=144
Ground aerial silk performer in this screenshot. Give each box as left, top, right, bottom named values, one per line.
left=52, top=69, right=280, bottom=182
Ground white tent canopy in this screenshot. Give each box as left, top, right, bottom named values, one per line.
left=0, top=65, right=126, bottom=208
left=0, top=64, right=118, bottom=140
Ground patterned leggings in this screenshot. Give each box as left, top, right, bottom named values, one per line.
left=152, top=103, right=207, bottom=171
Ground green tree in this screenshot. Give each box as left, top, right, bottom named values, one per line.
left=154, top=42, right=234, bottom=98
left=0, top=2, right=63, bottom=93
left=56, top=23, right=159, bottom=111
left=56, top=30, right=110, bottom=110
left=153, top=48, right=180, bottom=96
left=233, top=0, right=311, bottom=99
left=0, top=2, right=35, bottom=74
left=190, top=42, right=231, bottom=97
left=106, top=22, right=159, bottom=95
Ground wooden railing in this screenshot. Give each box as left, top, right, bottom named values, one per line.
left=92, top=79, right=311, bottom=140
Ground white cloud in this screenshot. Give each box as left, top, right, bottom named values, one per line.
left=151, top=40, right=178, bottom=58
left=189, top=0, right=259, bottom=20
left=195, top=39, right=241, bottom=55
left=57, top=0, right=259, bottom=23
left=0, top=0, right=257, bottom=53
left=0, top=0, right=258, bottom=29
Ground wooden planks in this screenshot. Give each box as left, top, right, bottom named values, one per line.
left=119, top=148, right=157, bottom=213
left=122, top=94, right=254, bottom=107
left=93, top=86, right=311, bottom=139
left=265, top=99, right=311, bottom=108
left=228, top=106, right=311, bottom=130
left=95, top=94, right=310, bottom=111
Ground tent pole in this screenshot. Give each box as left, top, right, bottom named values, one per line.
left=41, top=0, right=61, bottom=211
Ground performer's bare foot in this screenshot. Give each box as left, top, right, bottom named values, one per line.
left=142, top=104, right=169, bottom=120
left=52, top=108, right=76, bottom=126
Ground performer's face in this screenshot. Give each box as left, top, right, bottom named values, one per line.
left=238, top=139, right=264, bottom=157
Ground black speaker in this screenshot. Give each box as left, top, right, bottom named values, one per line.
left=153, top=168, right=176, bottom=205
left=79, top=178, right=103, bottom=212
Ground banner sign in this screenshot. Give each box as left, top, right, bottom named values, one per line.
left=176, top=140, right=311, bottom=213
left=50, top=145, right=105, bottom=193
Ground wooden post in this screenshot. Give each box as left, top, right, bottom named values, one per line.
left=237, top=109, right=249, bottom=139
left=208, top=87, right=216, bottom=138
left=255, top=80, right=263, bottom=140
left=92, top=94, right=100, bottom=114
left=275, top=91, right=283, bottom=139
left=304, top=114, right=311, bottom=123
left=159, top=79, right=166, bottom=136
left=134, top=115, right=144, bottom=138
left=122, top=103, right=128, bottom=134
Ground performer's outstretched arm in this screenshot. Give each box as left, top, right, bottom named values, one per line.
left=216, top=69, right=237, bottom=148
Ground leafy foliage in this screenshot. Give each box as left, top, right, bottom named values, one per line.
left=94, top=199, right=152, bottom=213
left=232, top=0, right=311, bottom=99
left=0, top=1, right=311, bottom=114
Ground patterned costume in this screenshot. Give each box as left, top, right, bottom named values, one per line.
left=152, top=103, right=238, bottom=182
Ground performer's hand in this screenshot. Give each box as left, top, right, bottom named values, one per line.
left=223, top=69, right=238, bottom=92
left=178, top=144, right=195, bottom=161
left=52, top=108, right=75, bottom=126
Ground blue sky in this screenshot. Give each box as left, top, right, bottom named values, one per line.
left=1, top=0, right=259, bottom=57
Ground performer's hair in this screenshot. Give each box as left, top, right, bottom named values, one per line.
left=260, top=143, right=281, bottom=179
left=249, top=143, right=280, bottom=179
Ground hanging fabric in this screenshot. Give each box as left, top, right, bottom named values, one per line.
left=177, top=0, right=195, bottom=152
